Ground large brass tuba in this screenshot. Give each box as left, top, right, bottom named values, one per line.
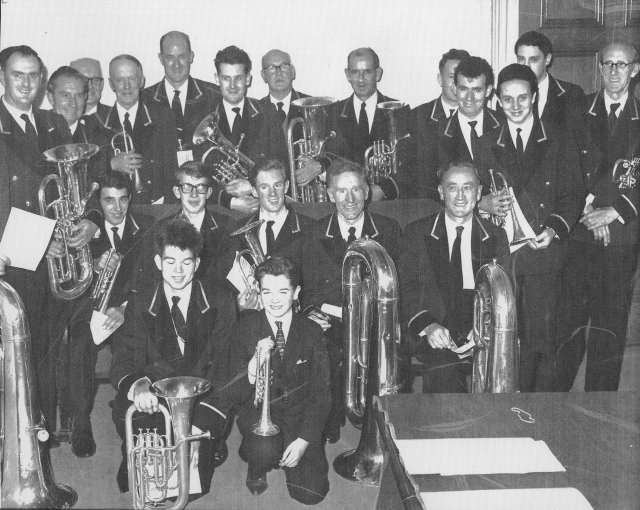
left=125, top=376, right=212, bottom=510
left=364, top=101, right=410, bottom=185
left=192, top=112, right=255, bottom=184
left=39, top=143, right=100, bottom=301
left=334, top=238, right=400, bottom=485
left=0, top=277, right=77, bottom=508
left=488, top=169, right=535, bottom=246
left=471, top=260, right=519, bottom=393
left=286, top=97, right=336, bottom=203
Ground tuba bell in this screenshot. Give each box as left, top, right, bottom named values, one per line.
left=286, top=97, right=336, bottom=203
left=39, top=143, right=100, bottom=301
left=0, top=277, right=77, bottom=508
left=364, top=101, right=410, bottom=185
left=488, top=169, right=535, bottom=246
left=125, top=376, right=212, bottom=510
left=192, top=112, right=255, bottom=184
left=471, top=260, right=519, bottom=393
left=333, top=238, right=400, bottom=485
left=111, top=127, right=148, bottom=196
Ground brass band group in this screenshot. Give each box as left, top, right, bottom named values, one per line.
left=0, top=27, right=638, bottom=507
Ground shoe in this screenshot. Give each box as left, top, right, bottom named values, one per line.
left=71, top=422, right=96, bottom=458
left=246, top=465, right=268, bottom=495
left=212, top=440, right=228, bottom=467
left=117, top=460, right=129, bottom=493
left=47, top=435, right=61, bottom=449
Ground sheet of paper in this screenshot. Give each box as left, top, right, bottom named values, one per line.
left=506, top=186, right=536, bottom=254
left=176, top=149, right=194, bottom=166
left=397, top=437, right=565, bottom=476
left=320, top=303, right=342, bottom=318
left=90, top=310, right=120, bottom=345
left=420, top=487, right=593, bottom=510
left=0, top=207, right=56, bottom=271
left=226, top=253, right=254, bottom=293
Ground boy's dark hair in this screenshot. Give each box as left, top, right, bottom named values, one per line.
left=249, top=158, right=287, bottom=186
left=47, top=66, right=88, bottom=94
left=214, top=45, right=252, bottom=74
left=98, top=172, right=132, bottom=197
left=497, top=63, right=538, bottom=98
left=154, top=218, right=203, bottom=258
left=0, top=45, right=44, bottom=71
left=174, top=160, right=212, bottom=185
left=254, top=256, right=300, bottom=288
left=438, top=49, right=471, bottom=72
left=514, top=31, right=553, bottom=57
left=454, top=56, right=495, bottom=88
left=326, top=156, right=366, bottom=189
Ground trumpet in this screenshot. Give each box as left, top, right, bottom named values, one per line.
left=111, top=126, right=147, bottom=195
left=488, top=169, right=534, bottom=246
left=192, top=112, right=255, bottom=184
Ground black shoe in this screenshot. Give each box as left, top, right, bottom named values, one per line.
left=47, top=434, right=61, bottom=449
left=212, top=440, right=228, bottom=467
left=71, top=422, right=96, bottom=458
left=117, top=460, right=129, bottom=493
left=246, top=465, right=268, bottom=495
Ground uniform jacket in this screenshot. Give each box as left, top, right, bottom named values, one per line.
left=537, top=74, right=587, bottom=134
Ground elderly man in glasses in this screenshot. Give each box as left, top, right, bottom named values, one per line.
left=70, top=57, right=110, bottom=120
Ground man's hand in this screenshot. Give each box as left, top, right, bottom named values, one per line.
left=132, top=380, right=159, bottom=414
left=110, top=152, right=143, bottom=176
left=422, top=323, right=455, bottom=350
left=229, top=196, right=259, bottom=214
left=295, top=159, right=323, bottom=187
left=592, top=225, right=611, bottom=246
left=0, top=253, right=10, bottom=276
left=67, top=219, right=98, bottom=249
left=580, top=206, right=619, bottom=231
left=478, top=190, right=512, bottom=217
left=527, top=227, right=555, bottom=250
left=279, top=437, right=309, bottom=468
left=248, top=337, right=275, bottom=383
left=103, top=304, right=125, bottom=330
left=236, top=287, right=261, bottom=311
left=369, top=183, right=386, bottom=202
left=225, top=178, right=253, bottom=197
left=46, top=238, right=65, bottom=258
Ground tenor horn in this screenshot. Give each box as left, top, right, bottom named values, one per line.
left=488, top=169, right=534, bottom=246
left=0, top=278, right=77, bottom=508
left=287, top=97, right=336, bottom=203
left=334, top=238, right=400, bottom=485
left=39, top=143, right=100, bottom=301
left=471, top=260, right=519, bottom=393
left=111, top=127, right=147, bottom=196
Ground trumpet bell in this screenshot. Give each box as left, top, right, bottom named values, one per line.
left=192, top=113, right=217, bottom=146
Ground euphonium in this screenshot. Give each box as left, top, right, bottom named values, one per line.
left=0, top=277, right=77, bottom=508
left=287, top=96, right=336, bottom=203
left=39, top=143, right=100, bottom=301
left=229, top=219, right=266, bottom=291
left=192, top=112, right=255, bottom=184
left=488, top=168, right=534, bottom=246
left=126, top=376, right=212, bottom=510
left=111, top=127, right=147, bottom=195
left=612, top=156, right=640, bottom=190
left=471, top=260, right=519, bottom=393
left=334, top=238, right=400, bottom=485
left=364, top=101, right=410, bottom=185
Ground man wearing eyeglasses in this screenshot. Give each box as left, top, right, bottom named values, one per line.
left=557, top=42, right=640, bottom=392
left=70, top=57, right=110, bottom=121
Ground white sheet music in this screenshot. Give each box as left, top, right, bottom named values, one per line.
left=0, top=207, right=56, bottom=271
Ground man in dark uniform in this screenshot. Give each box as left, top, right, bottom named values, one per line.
left=399, top=161, right=509, bottom=392
left=70, top=57, right=110, bottom=120
left=557, top=42, right=640, bottom=391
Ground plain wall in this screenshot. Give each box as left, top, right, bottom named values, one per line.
left=0, top=0, right=501, bottom=109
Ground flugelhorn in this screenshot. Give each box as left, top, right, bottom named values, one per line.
left=364, top=101, right=410, bottom=185
left=111, top=127, right=147, bottom=195
left=287, top=97, right=336, bottom=203
left=126, top=376, right=212, bottom=510
left=192, top=112, right=255, bottom=184
left=39, top=143, right=100, bottom=301
left=612, top=156, right=640, bottom=190
left=488, top=169, right=534, bottom=246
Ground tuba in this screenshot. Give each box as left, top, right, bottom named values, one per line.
left=612, top=156, right=640, bottom=190
left=471, top=260, right=519, bottom=393
left=192, top=112, right=255, bottom=184
left=488, top=169, right=535, bottom=246
left=0, top=277, right=77, bottom=508
left=126, top=376, right=212, bottom=510
left=287, top=97, right=336, bottom=203
left=229, top=219, right=266, bottom=292
left=111, top=127, right=147, bottom=196
left=364, top=101, right=410, bottom=185
left=39, top=143, right=100, bottom=301
left=334, top=238, right=400, bottom=485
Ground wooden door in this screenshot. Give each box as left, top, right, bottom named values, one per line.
left=520, top=0, right=640, bottom=94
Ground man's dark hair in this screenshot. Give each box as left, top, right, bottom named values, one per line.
left=98, top=172, right=132, bottom=197
left=437, top=159, right=480, bottom=183
left=326, top=156, right=367, bottom=189
left=255, top=256, right=300, bottom=288
left=154, top=218, right=203, bottom=257
left=214, top=45, right=252, bottom=74
left=497, top=63, right=538, bottom=98
left=159, top=30, right=191, bottom=54
left=47, top=66, right=88, bottom=95
left=438, top=49, right=471, bottom=72
left=454, top=56, right=495, bottom=88
left=515, top=31, right=553, bottom=57
left=174, top=160, right=211, bottom=185
left=0, top=45, right=44, bottom=72
left=249, top=158, right=288, bottom=186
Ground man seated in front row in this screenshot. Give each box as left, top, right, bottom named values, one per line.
left=110, top=219, right=236, bottom=495
left=398, top=161, right=509, bottom=392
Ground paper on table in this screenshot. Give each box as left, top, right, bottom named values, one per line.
left=420, top=487, right=593, bottom=510
left=397, top=437, right=565, bottom=475
left=0, top=207, right=56, bottom=271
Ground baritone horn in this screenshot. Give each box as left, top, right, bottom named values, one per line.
left=229, top=219, right=266, bottom=293
left=39, top=143, right=100, bottom=301
left=488, top=169, right=534, bottom=246
left=287, top=96, right=336, bottom=203
left=126, top=377, right=212, bottom=510
left=192, top=112, right=255, bottom=184
left=334, top=238, right=400, bottom=485
left=471, top=260, right=519, bottom=393
left=111, top=127, right=147, bottom=195
left=364, top=101, right=410, bottom=185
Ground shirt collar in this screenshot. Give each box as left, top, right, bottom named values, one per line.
left=84, top=104, right=98, bottom=116
left=507, top=114, right=534, bottom=148
left=265, top=309, right=293, bottom=339
left=182, top=209, right=206, bottom=231
left=2, top=96, right=35, bottom=128
left=440, top=97, right=457, bottom=117
left=337, top=212, right=365, bottom=241
left=537, top=73, right=549, bottom=113
left=260, top=206, right=288, bottom=225
left=223, top=99, right=245, bottom=121
left=163, top=281, right=192, bottom=307
left=69, top=121, right=78, bottom=135
left=604, top=91, right=628, bottom=115
left=270, top=91, right=292, bottom=112
left=353, top=90, right=378, bottom=111
left=164, top=78, right=189, bottom=104
left=116, top=101, right=139, bottom=127
left=444, top=213, right=473, bottom=234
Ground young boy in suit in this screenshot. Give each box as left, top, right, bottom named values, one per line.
left=227, top=256, right=330, bottom=505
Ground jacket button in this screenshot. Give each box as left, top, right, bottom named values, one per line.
left=581, top=149, right=588, bottom=155
left=146, top=180, right=152, bottom=184
left=540, top=203, right=545, bottom=208
left=25, top=200, right=31, bottom=207
left=545, top=181, right=550, bottom=186
left=11, top=175, right=18, bottom=182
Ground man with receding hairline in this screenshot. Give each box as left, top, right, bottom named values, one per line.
left=70, top=57, right=110, bottom=121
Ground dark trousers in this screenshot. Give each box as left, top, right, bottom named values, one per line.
left=237, top=405, right=329, bottom=505
left=557, top=240, right=636, bottom=391
left=324, top=323, right=344, bottom=437
left=68, top=318, right=99, bottom=425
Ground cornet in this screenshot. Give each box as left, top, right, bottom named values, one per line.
left=111, top=126, right=147, bottom=196
left=488, top=169, right=535, bottom=246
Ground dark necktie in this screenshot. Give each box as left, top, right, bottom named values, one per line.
left=231, top=106, right=242, bottom=142
left=265, top=220, right=275, bottom=255
left=347, top=226, right=357, bottom=244
left=171, top=296, right=188, bottom=343
left=468, top=120, right=479, bottom=160
left=111, top=227, right=122, bottom=252
left=449, top=108, right=455, bottom=118
left=275, top=320, right=285, bottom=359
left=358, top=101, right=369, bottom=142
left=608, top=102, right=620, bottom=134
left=276, top=101, right=286, bottom=124
left=516, top=127, right=524, bottom=154
left=20, top=113, right=37, bottom=143
left=451, top=226, right=464, bottom=292
left=123, top=112, right=133, bottom=138
left=171, top=89, right=183, bottom=128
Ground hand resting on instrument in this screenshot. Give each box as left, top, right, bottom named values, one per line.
left=247, top=337, right=275, bottom=384
left=279, top=437, right=309, bottom=468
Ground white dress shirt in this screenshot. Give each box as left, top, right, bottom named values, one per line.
left=265, top=309, right=293, bottom=342
left=270, top=91, right=292, bottom=117
left=259, top=207, right=289, bottom=254
left=337, top=213, right=365, bottom=242
left=2, top=97, right=37, bottom=134
left=507, top=114, right=534, bottom=152
left=440, top=97, right=457, bottom=118
left=116, top=101, right=139, bottom=130
left=537, top=73, right=549, bottom=117
left=223, top=99, right=245, bottom=128
left=105, top=218, right=126, bottom=250
left=604, top=91, right=628, bottom=117
left=352, top=91, right=378, bottom=133
left=85, top=104, right=98, bottom=116
left=458, top=111, right=483, bottom=159
left=163, top=281, right=192, bottom=356
left=164, top=78, right=188, bottom=114
left=444, top=214, right=475, bottom=290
